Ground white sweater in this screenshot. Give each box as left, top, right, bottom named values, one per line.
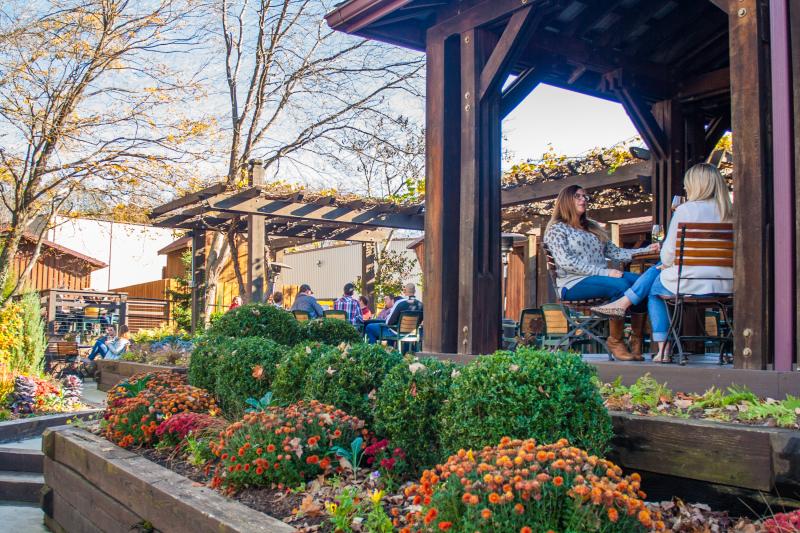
left=544, top=222, right=648, bottom=290
left=659, top=199, right=733, bottom=295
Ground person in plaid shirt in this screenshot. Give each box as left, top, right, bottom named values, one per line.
left=334, top=283, right=363, bottom=325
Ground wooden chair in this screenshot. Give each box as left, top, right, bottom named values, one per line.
left=292, top=310, right=310, bottom=322
left=660, top=222, right=734, bottom=365
left=324, top=310, right=347, bottom=321
left=378, top=311, right=422, bottom=353
left=517, top=308, right=544, bottom=348
left=48, top=342, right=81, bottom=378
left=543, top=245, right=611, bottom=358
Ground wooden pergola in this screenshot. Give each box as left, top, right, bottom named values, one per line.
left=326, top=0, right=800, bottom=369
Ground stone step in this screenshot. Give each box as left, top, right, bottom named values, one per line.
left=0, top=447, right=44, bottom=473
left=0, top=471, right=44, bottom=503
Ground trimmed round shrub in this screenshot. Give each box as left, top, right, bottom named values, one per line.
left=209, top=401, right=365, bottom=489
left=214, top=337, right=286, bottom=413
left=304, top=319, right=362, bottom=345
left=188, top=335, right=226, bottom=391
left=272, top=342, right=339, bottom=405
left=398, top=438, right=656, bottom=532
left=207, top=304, right=305, bottom=345
left=439, top=349, right=612, bottom=456
left=302, top=343, right=402, bottom=424
left=374, top=356, right=456, bottom=471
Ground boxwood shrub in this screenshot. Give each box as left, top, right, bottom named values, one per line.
left=439, top=348, right=612, bottom=456
left=214, top=337, right=286, bottom=413
left=207, top=304, right=304, bottom=345
left=374, top=356, right=456, bottom=472
left=187, top=335, right=226, bottom=391
left=304, top=319, right=362, bottom=345
left=272, top=342, right=339, bottom=405
left=302, top=343, right=402, bottom=425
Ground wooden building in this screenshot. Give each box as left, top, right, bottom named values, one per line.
left=325, top=0, right=800, bottom=370
left=11, top=232, right=107, bottom=291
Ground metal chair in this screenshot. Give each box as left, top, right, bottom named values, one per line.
left=324, top=310, right=347, bottom=321
left=660, top=222, right=734, bottom=365
left=543, top=244, right=612, bottom=358
left=378, top=311, right=422, bottom=353
left=292, top=310, right=310, bottom=322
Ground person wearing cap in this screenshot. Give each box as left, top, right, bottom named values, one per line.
left=334, top=283, right=363, bottom=325
left=290, top=284, right=324, bottom=319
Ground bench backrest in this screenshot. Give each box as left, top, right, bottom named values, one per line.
left=397, top=311, right=422, bottom=335
left=324, top=310, right=347, bottom=321
left=56, top=342, right=79, bottom=357
left=675, top=222, right=734, bottom=293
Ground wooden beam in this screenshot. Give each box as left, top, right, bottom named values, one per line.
left=501, top=162, right=649, bottom=207
left=729, top=0, right=771, bottom=369
left=150, top=184, right=227, bottom=219
left=210, top=192, right=424, bottom=231
left=603, top=70, right=668, bottom=159
left=676, top=68, right=731, bottom=102
left=479, top=6, right=541, bottom=101
left=500, top=67, right=540, bottom=118
left=791, top=0, right=800, bottom=365
left=246, top=161, right=267, bottom=304
left=428, top=0, right=538, bottom=41
left=360, top=242, right=377, bottom=309
left=422, top=32, right=462, bottom=354
left=459, top=27, right=502, bottom=355
left=190, top=230, right=206, bottom=333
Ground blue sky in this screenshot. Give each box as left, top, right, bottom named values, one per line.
left=503, top=84, right=639, bottom=167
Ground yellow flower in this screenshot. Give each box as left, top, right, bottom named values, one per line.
left=325, top=502, right=338, bottom=514
left=466, top=450, right=475, bottom=462
left=371, top=490, right=384, bottom=505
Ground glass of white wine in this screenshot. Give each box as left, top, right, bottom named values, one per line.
left=671, top=195, right=684, bottom=211
left=652, top=224, right=665, bottom=243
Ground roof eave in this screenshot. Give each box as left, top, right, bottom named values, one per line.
left=325, top=0, right=414, bottom=36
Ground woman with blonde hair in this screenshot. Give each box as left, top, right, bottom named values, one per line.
left=543, top=184, right=658, bottom=360
left=591, top=163, right=733, bottom=361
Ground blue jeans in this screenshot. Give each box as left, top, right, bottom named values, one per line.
left=623, top=265, right=662, bottom=307
left=87, top=337, right=109, bottom=360
left=647, top=275, right=674, bottom=342
left=562, top=272, right=647, bottom=313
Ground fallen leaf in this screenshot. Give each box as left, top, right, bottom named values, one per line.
left=252, top=365, right=265, bottom=380
left=326, top=366, right=336, bottom=376
left=674, top=398, right=693, bottom=409
left=298, top=494, right=324, bottom=518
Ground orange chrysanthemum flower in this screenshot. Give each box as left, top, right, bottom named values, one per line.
left=481, top=509, right=492, bottom=520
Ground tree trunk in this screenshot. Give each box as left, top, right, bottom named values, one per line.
left=203, top=232, right=231, bottom=323
left=0, top=219, right=27, bottom=307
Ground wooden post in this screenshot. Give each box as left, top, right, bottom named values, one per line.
left=791, top=0, right=800, bottom=365
left=651, top=99, right=685, bottom=227
left=422, top=34, right=462, bottom=354
left=523, top=234, right=538, bottom=310
left=729, top=0, right=772, bottom=369
left=190, top=229, right=206, bottom=333
left=770, top=0, right=796, bottom=370
left=360, top=242, right=377, bottom=308
left=247, top=160, right=266, bottom=304
left=459, top=26, right=502, bottom=355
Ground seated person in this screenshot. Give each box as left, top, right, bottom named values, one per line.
left=359, top=296, right=372, bottom=321
left=81, top=325, right=131, bottom=376
left=86, top=326, right=116, bottom=361
left=104, top=325, right=131, bottom=360
left=386, top=284, right=423, bottom=327
left=271, top=291, right=284, bottom=309
left=334, top=283, right=363, bottom=325
left=290, top=284, right=324, bottom=319
left=375, top=294, right=396, bottom=321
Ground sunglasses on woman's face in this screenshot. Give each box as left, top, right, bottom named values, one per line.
left=573, top=193, right=591, bottom=202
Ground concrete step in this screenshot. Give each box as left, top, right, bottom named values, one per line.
left=0, top=447, right=44, bottom=473
left=0, top=501, right=49, bottom=532
left=0, top=471, right=44, bottom=503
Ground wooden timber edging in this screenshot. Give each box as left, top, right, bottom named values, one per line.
left=42, top=425, right=295, bottom=533
left=608, top=411, right=800, bottom=492
left=96, top=359, right=187, bottom=392
left=0, top=410, right=100, bottom=444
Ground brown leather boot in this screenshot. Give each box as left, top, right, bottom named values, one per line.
left=629, top=313, right=647, bottom=361
left=607, top=318, right=636, bottom=361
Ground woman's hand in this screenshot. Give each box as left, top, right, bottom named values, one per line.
left=607, top=269, right=624, bottom=278
left=648, top=242, right=661, bottom=253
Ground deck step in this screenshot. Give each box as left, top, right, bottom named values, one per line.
left=0, top=470, right=44, bottom=503
left=0, top=448, right=44, bottom=473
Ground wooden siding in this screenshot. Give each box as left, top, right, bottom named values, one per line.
left=164, top=250, right=189, bottom=279
left=112, top=279, right=181, bottom=300
left=14, top=241, right=93, bottom=292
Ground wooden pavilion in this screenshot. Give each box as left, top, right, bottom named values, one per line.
left=325, top=0, right=800, bottom=371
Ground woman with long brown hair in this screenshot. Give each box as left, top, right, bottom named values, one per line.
left=543, top=184, right=658, bottom=360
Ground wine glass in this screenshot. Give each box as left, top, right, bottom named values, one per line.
left=652, top=224, right=665, bottom=243
left=671, top=195, right=684, bottom=211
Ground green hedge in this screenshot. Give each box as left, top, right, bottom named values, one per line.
left=374, top=356, right=456, bottom=471
left=304, top=319, right=362, bottom=345
left=213, top=337, right=285, bottom=413
left=302, top=343, right=402, bottom=425
left=272, top=342, right=339, bottom=404
left=439, top=348, right=612, bottom=456
left=206, top=304, right=304, bottom=345
left=187, top=335, right=225, bottom=391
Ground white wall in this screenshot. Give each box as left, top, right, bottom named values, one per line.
left=46, top=217, right=176, bottom=290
